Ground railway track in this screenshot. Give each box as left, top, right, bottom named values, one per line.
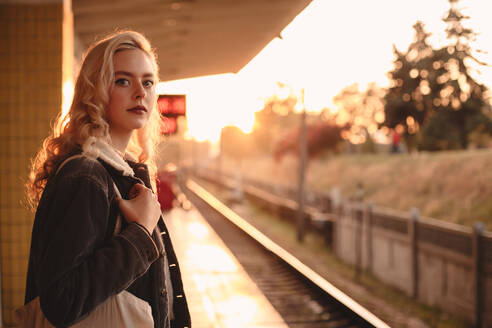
left=182, top=179, right=390, bottom=328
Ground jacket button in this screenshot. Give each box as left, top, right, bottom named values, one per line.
left=161, top=288, right=167, bottom=297
left=160, top=249, right=165, bottom=257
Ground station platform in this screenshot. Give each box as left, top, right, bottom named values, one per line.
left=163, top=205, right=288, bottom=328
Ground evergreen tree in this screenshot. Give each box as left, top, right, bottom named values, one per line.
left=383, top=21, right=433, bottom=150
left=383, top=0, right=492, bottom=151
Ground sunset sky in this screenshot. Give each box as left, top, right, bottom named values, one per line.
left=157, top=0, right=492, bottom=142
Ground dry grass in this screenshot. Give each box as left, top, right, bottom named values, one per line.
left=218, top=149, right=492, bottom=230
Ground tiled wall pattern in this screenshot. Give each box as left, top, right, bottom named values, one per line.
left=0, top=3, right=64, bottom=325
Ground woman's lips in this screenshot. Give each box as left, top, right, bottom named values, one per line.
left=127, top=106, right=147, bottom=114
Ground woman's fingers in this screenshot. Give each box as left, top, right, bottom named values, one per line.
left=117, top=184, right=161, bottom=233
left=128, top=183, right=145, bottom=199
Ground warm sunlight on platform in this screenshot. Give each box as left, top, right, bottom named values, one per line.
left=186, top=245, right=237, bottom=272
left=165, top=206, right=288, bottom=327
left=187, top=222, right=209, bottom=239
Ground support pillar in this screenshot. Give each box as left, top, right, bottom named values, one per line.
left=0, top=0, right=73, bottom=325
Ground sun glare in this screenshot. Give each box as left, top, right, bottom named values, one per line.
left=158, top=73, right=262, bottom=142
left=159, top=0, right=492, bottom=144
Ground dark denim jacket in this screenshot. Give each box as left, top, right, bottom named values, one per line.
left=24, top=155, right=191, bottom=328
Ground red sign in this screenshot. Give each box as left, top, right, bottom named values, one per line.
left=158, top=94, right=186, bottom=117
left=161, top=116, right=178, bottom=135
left=158, top=94, right=186, bottom=135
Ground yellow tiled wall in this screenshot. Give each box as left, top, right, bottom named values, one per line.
left=0, top=2, right=70, bottom=325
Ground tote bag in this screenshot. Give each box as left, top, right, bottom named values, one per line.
left=14, top=155, right=154, bottom=328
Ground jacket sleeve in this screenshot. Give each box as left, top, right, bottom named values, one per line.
left=36, top=173, right=159, bottom=326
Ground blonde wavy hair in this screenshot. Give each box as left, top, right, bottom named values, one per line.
left=27, top=30, right=162, bottom=208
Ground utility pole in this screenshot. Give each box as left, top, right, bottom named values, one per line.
left=297, top=88, right=307, bottom=242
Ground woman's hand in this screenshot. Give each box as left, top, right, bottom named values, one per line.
left=118, top=183, right=161, bottom=234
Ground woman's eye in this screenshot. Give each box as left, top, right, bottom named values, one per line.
left=115, top=78, right=129, bottom=86
left=143, top=80, right=154, bottom=88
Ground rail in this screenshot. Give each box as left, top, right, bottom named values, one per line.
left=186, top=178, right=391, bottom=328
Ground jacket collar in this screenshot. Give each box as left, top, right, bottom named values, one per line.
left=82, top=138, right=135, bottom=177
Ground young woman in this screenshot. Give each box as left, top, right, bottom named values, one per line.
left=23, top=31, right=190, bottom=327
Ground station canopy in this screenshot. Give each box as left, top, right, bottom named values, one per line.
left=73, top=0, right=313, bottom=82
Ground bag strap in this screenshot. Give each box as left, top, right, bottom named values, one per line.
left=55, top=154, right=123, bottom=235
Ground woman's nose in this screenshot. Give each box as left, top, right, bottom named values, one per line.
left=134, top=83, right=146, bottom=100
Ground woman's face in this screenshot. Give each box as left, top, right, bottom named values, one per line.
left=107, top=48, right=156, bottom=135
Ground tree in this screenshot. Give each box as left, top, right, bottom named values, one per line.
left=332, top=83, right=385, bottom=145
left=273, top=122, right=346, bottom=162
left=383, top=21, right=438, bottom=150
left=252, top=82, right=300, bottom=154
left=383, top=0, right=492, bottom=151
